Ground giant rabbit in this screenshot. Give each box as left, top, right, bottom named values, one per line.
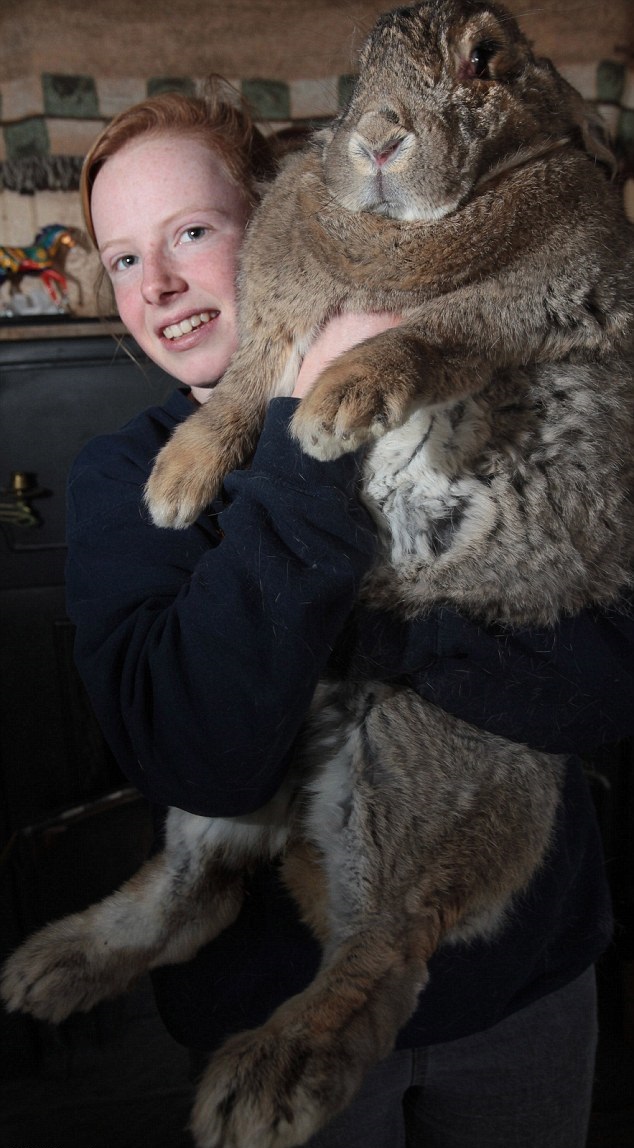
left=3, top=2, right=634, bottom=1146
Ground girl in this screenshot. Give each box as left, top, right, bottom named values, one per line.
left=68, top=78, right=633, bottom=1146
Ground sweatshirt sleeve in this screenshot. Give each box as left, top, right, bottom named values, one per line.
left=66, top=396, right=377, bottom=817
left=338, top=596, right=634, bottom=756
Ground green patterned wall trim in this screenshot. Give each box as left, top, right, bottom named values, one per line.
left=337, top=75, right=357, bottom=110
left=596, top=60, right=625, bottom=104
left=42, top=74, right=99, bottom=118
left=1, top=63, right=633, bottom=188
left=147, top=77, right=197, bottom=97
left=619, top=108, right=634, bottom=163
left=0, top=154, right=83, bottom=193
left=4, top=117, right=50, bottom=162
left=242, top=79, right=291, bottom=121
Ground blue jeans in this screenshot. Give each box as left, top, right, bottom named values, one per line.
left=306, top=967, right=598, bottom=1148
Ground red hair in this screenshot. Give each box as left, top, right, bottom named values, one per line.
left=81, top=76, right=275, bottom=245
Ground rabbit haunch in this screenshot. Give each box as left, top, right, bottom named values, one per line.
left=3, top=4, right=633, bottom=1148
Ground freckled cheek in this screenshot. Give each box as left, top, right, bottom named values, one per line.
left=203, top=250, right=240, bottom=303
left=216, top=236, right=243, bottom=296
left=113, top=283, right=146, bottom=342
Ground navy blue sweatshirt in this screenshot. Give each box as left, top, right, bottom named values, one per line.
left=66, top=389, right=633, bottom=1052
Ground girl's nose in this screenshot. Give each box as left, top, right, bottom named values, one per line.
left=141, top=252, right=186, bottom=304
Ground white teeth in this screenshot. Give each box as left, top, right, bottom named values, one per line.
left=163, top=311, right=215, bottom=340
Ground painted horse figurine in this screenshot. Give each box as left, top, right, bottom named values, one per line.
left=0, top=223, right=86, bottom=310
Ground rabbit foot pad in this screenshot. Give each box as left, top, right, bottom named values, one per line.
left=1, top=920, right=138, bottom=1023
left=191, top=1025, right=352, bottom=1148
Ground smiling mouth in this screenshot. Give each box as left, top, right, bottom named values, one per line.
left=162, top=310, right=219, bottom=340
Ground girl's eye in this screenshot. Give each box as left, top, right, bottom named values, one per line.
left=182, top=226, right=208, bottom=243
left=113, top=253, right=138, bottom=272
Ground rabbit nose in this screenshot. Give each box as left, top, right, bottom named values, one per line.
left=373, top=139, right=403, bottom=167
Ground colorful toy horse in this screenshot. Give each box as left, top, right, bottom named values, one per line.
left=0, top=223, right=86, bottom=311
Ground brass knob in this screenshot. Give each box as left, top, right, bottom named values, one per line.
left=0, top=472, right=43, bottom=527
left=10, top=471, right=37, bottom=495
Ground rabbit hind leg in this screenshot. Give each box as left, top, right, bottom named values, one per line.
left=0, top=811, right=252, bottom=1024
left=2, top=774, right=297, bottom=1024
left=188, top=703, right=443, bottom=1148
left=188, top=684, right=563, bottom=1148
left=190, top=910, right=436, bottom=1148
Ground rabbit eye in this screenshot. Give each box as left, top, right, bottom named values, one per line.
left=468, top=39, right=498, bottom=79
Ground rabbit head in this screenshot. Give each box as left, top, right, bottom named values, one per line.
left=322, top=0, right=615, bottom=222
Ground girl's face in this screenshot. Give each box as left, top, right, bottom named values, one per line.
left=91, top=134, right=250, bottom=401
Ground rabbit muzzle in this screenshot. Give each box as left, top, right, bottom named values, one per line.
left=323, top=105, right=471, bottom=223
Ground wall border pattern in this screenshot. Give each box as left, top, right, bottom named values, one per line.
left=0, top=66, right=633, bottom=193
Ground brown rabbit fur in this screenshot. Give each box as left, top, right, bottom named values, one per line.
left=3, top=3, right=634, bottom=1147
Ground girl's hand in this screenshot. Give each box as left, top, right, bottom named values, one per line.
left=293, top=311, right=402, bottom=399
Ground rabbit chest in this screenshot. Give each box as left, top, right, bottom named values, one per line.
left=358, top=358, right=631, bottom=627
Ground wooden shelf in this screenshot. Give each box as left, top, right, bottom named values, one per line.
left=0, top=317, right=125, bottom=341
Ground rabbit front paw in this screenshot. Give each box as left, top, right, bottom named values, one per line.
left=144, top=422, right=221, bottom=529
left=291, top=353, right=415, bottom=461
